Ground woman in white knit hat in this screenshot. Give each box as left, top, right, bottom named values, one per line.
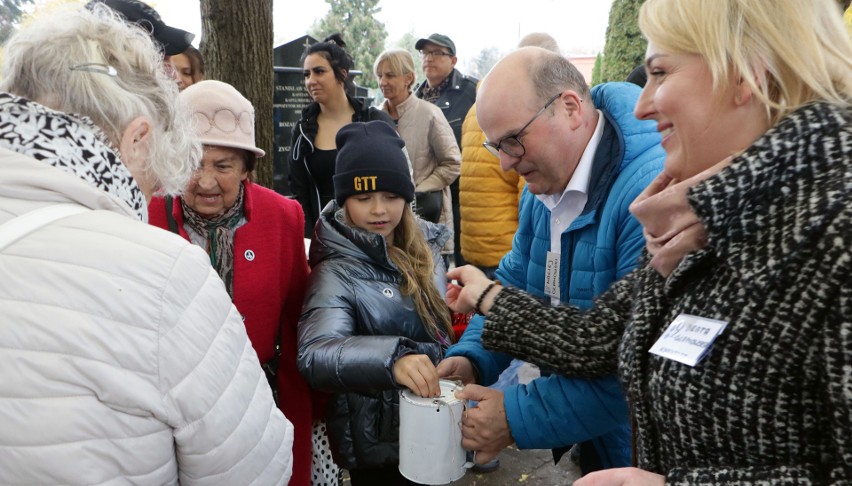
left=148, top=80, right=315, bottom=486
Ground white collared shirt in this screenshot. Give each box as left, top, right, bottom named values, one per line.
left=536, top=109, right=604, bottom=305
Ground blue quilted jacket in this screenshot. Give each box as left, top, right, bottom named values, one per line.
left=446, top=82, right=664, bottom=468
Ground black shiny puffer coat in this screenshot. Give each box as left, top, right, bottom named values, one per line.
left=297, top=201, right=451, bottom=470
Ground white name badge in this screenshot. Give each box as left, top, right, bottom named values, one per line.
left=648, top=314, right=728, bottom=367
left=544, top=251, right=561, bottom=300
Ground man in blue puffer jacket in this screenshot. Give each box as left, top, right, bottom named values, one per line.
left=437, top=47, right=664, bottom=474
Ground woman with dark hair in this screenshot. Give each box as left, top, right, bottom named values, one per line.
left=289, top=34, right=396, bottom=237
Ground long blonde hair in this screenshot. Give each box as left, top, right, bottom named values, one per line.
left=639, top=0, right=852, bottom=125
left=386, top=205, right=454, bottom=343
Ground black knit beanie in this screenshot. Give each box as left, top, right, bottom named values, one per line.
left=333, top=121, right=415, bottom=205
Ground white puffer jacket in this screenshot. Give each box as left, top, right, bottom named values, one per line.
left=0, top=149, right=294, bottom=484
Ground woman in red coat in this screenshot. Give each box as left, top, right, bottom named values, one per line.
left=149, top=80, right=313, bottom=486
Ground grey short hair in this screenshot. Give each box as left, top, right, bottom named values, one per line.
left=0, top=4, right=200, bottom=195
left=528, top=50, right=590, bottom=105
left=517, top=32, right=560, bottom=54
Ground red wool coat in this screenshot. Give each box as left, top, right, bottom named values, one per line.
left=149, top=181, right=313, bottom=486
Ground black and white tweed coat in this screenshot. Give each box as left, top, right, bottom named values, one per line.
left=480, top=101, right=852, bottom=484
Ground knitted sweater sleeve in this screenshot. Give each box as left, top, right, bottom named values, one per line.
left=481, top=274, right=636, bottom=378
left=666, top=275, right=852, bottom=485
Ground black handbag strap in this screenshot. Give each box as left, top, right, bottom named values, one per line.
left=164, top=195, right=180, bottom=234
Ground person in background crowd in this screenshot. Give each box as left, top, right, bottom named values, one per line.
left=438, top=47, right=664, bottom=474
left=297, top=121, right=453, bottom=486
left=171, top=46, right=205, bottom=91
left=0, top=5, right=293, bottom=484
left=459, top=32, right=561, bottom=280
left=626, top=64, right=648, bottom=87
left=447, top=0, right=852, bottom=484
left=290, top=34, right=395, bottom=238
left=374, top=48, right=460, bottom=259
left=147, top=80, right=312, bottom=486
left=414, top=33, right=477, bottom=267
left=86, top=0, right=193, bottom=57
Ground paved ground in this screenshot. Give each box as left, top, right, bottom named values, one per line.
left=342, top=448, right=580, bottom=485
left=450, top=447, right=581, bottom=485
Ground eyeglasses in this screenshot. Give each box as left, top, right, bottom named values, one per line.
left=419, top=49, right=453, bottom=58
left=483, top=92, right=562, bottom=158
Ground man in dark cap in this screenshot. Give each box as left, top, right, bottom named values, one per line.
left=87, top=0, right=194, bottom=56
left=414, top=33, right=477, bottom=268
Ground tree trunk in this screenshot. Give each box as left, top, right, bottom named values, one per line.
left=199, top=0, right=274, bottom=188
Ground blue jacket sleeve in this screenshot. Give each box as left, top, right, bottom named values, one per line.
left=496, top=189, right=536, bottom=291
left=443, top=191, right=536, bottom=384
left=444, top=313, right=514, bottom=386
left=503, top=373, right=629, bottom=450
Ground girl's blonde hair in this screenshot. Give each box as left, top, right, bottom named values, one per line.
left=639, top=0, right=852, bottom=125
left=386, top=205, right=454, bottom=344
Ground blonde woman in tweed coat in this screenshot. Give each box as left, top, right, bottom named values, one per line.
left=445, top=0, right=852, bottom=484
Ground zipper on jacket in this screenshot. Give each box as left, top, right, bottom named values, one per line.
left=295, top=123, right=322, bottom=223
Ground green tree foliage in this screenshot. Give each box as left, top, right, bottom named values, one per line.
left=591, top=52, right=603, bottom=86
left=1, top=0, right=34, bottom=44
left=391, top=30, right=422, bottom=80
left=601, top=0, right=645, bottom=83
left=309, top=0, right=388, bottom=89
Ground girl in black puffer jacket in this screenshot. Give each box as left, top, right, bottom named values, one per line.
left=297, top=121, right=454, bottom=485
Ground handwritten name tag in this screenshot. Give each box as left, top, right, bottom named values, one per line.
left=648, top=314, right=728, bottom=367
left=544, top=251, right=561, bottom=301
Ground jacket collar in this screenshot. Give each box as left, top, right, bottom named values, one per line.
left=0, top=93, right=145, bottom=221
left=666, top=102, right=851, bottom=291
left=414, top=68, right=465, bottom=97
left=171, top=179, right=255, bottom=227
left=391, top=93, right=418, bottom=118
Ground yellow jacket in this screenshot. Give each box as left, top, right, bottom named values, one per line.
left=459, top=103, right=525, bottom=267
left=845, top=5, right=852, bottom=39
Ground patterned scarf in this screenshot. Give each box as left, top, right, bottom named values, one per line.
left=0, top=93, right=146, bottom=220
left=420, top=75, right=451, bottom=104
left=180, top=184, right=245, bottom=297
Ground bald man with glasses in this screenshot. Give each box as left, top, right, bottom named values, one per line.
left=437, top=47, right=664, bottom=475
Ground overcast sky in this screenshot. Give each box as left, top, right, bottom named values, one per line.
left=155, top=0, right=615, bottom=70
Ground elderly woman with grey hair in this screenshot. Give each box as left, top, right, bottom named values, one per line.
left=0, top=4, right=294, bottom=485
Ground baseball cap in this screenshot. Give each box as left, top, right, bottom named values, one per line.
left=415, top=33, right=456, bottom=56
left=87, top=0, right=194, bottom=56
